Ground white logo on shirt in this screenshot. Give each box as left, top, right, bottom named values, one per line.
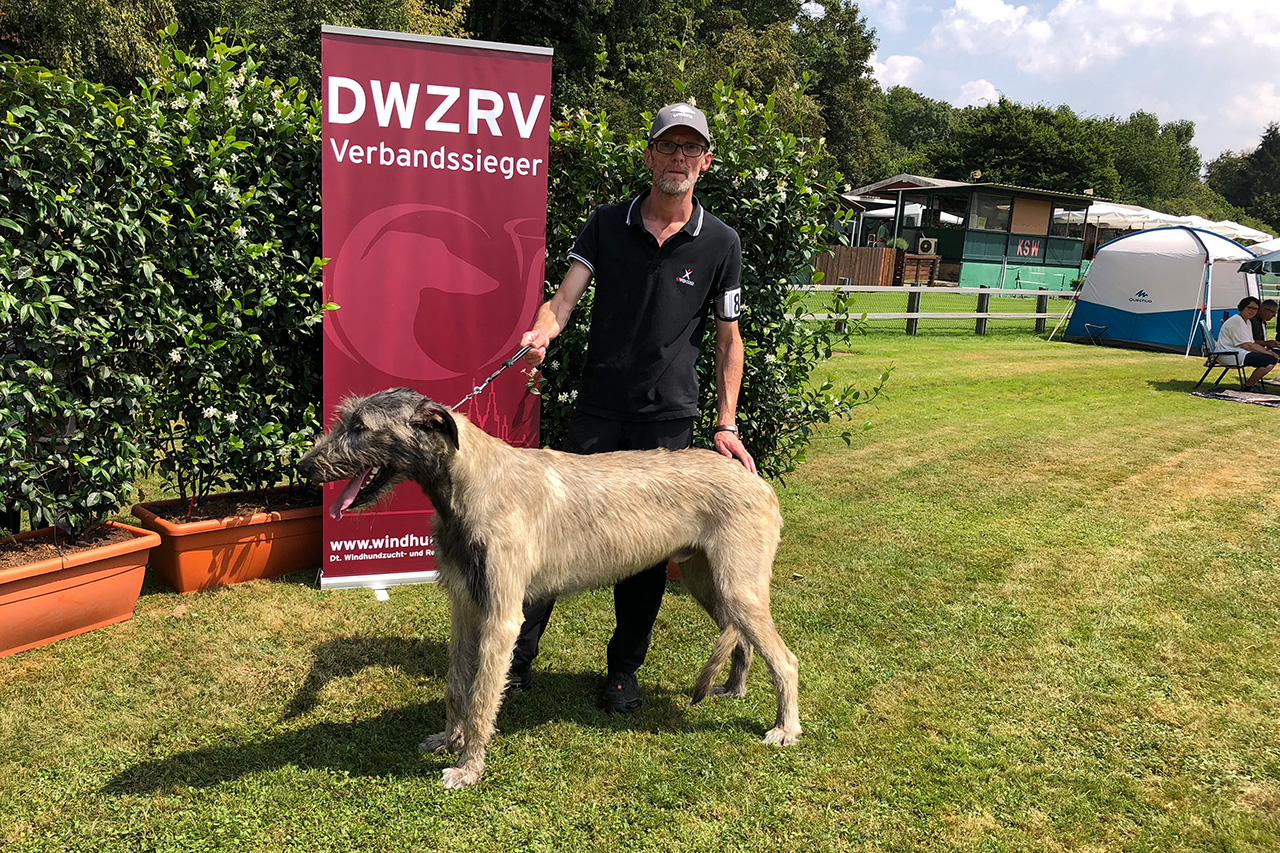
left=677, top=268, right=695, bottom=286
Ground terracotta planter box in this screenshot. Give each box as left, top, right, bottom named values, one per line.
left=0, top=521, right=160, bottom=658
left=131, top=492, right=321, bottom=593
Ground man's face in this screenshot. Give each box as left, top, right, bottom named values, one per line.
left=644, top=129, right=713, bottom=196
left=1261, top=305, right=1277, bottom=323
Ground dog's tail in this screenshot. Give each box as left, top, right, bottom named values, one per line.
left=691, top=624, right=742, bottom=704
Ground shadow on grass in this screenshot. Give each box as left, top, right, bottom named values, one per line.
left=1149, top=378, right=1212, bottom=394
left=282, top=634, right=449, bottom=719
left=104, top=633, right=765, bottom=794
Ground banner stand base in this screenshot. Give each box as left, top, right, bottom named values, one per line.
left=321, top=570, right=440, bottom=591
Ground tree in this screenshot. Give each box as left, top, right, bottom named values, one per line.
left=932, top=98, right=1120, bottom=197
left=793, top=0, right=882, bottom=185
left=1111, top=111, right=1200, bottom=206
left=872, top=85, right=953, bottom=178
left=0, top=0, right=176, bottom=92
left=1205, top=123, right=1280, bottom=233
left=174, top=1, right=414, bottom=94
left=1205, top=150, right=1252, bottom=209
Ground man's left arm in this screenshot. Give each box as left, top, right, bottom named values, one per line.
left=714, top=318, right=757, bottom=475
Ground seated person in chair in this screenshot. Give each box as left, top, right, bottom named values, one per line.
left=1219, top=296, right=1279, bottom=392
left=1251, top=298, right=1280, bottom=350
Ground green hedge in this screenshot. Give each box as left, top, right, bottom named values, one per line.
left=0, top=61, right=172, bottom=533
left=0, top=29, right=324, bottom=534
left=0, top=33, right=876, bottom=536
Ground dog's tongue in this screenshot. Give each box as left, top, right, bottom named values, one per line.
left=330, top=469, right=373, bottom=520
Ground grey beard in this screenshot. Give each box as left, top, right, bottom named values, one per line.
left=657, top=172, right=695, bottom=195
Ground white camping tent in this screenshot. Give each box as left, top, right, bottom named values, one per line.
left=1063, top=226, right=1259, bottom=352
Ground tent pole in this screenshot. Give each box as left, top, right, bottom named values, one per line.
left=1186, top=256, right=1211, bottom=358
left=1047, top=290, right=1075, bottom=341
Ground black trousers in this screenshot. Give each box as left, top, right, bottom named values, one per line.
left=511, top=412, right=695, bottom=676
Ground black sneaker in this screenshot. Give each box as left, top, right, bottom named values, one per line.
left=1246, top=384, right=1264, bottom=394
left=505, top=667, right=533, bottom=694
left=602, top=671, right=641, bottom=714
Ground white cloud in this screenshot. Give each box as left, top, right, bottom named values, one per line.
left=929, top=0, right=1280, bottom=76
left=957, top=79, right=999, bottom=107
left=1222, top=85, right=1280, bottom=155
left=865, top=1, right=1280, bottom=160
left=861, top=0, right=912, bottom=33
left=871, top=53, right=923, bottom=88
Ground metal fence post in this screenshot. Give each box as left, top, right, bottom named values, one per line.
left=975, top=287, right=990, bottom=336
left=906, top=287, right=921, bottom=336
left=1035, top=287, right=1048, bottom=334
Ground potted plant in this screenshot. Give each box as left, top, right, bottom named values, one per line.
left=129, top=32, right=327, bottom=593
left=0, top=60, right=163, bottom=656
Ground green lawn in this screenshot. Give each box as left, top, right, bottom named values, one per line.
left=4, top=332, right=1280, bottom=852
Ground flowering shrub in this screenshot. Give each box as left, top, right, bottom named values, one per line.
left=0, top=29, right=325, bottom=533
left=539, top=78, right=883, bottom=478
left=0, top=61, right=170, bottom=534
left=138, top=26, right=326, bottom=506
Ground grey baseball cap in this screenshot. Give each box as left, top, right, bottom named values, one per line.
left=649, top=103, right=711, bottom=146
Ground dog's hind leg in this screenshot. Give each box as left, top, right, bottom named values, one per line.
left=730, top=602, right=800, bottom=746
left=681, top=553, right=753, bottom=701
left=708, top=556, right=800, bottom=746
left=440, top=596, right=523, bottom=789
left=421, top=597, right=478, bottom=755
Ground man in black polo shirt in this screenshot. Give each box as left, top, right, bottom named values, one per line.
left=510, top=102, right=752, bottom=713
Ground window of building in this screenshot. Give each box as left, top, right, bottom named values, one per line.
left=1049, top=202, right=1089, bottom=239
left=932, top=192, right=969, bottom=229
left=970, top=193, right=1011, bottom=231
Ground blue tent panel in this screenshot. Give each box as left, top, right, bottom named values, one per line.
left=1063, top=301, right=1210, bottom=353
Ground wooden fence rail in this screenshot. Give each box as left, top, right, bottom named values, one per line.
left=793, top=285, right=1076, bottom=336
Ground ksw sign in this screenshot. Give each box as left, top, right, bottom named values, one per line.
left=1014, top=237, right=1043, bottom=258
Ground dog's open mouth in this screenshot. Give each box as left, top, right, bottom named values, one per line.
left=329, top=466, right=395, bottom=519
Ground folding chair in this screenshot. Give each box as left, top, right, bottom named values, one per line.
left=1192, top=319, right=1247, bottom=391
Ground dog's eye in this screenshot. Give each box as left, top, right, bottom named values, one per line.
left=348, top=421, right=367, bottom=434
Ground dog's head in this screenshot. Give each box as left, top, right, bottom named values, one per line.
left=297, top=387, right=459, bottom=519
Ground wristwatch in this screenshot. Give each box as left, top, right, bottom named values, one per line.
left=713, top=425, right=739, bottom=435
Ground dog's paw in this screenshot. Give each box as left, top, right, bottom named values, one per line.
left=762, top=726, right=801, bottom=747
left=441, top=765, right=482, bottom=789
left=709, top=683, right=748, bottom=700
left=419, top=731, right=462, bottom=754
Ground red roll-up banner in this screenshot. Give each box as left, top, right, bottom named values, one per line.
left=319, top=27, right=550, bottom=589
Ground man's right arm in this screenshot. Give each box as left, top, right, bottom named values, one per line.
left=521, top=259, right=593, bottom=366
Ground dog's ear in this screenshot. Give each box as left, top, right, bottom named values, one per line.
left=410, top=399, right=459, bottom=450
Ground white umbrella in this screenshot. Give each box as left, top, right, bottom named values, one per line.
left=1173, top=215, right=1272, bottom=243
left=1247, top=236, right=1280, bottom=254
left=1054, top=202, right=1159, bottom=227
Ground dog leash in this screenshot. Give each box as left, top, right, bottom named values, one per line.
left=453, top=344, right=533, bottom=409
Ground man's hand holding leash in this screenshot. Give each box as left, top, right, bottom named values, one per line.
left=519, top=329, right=551, bottom=368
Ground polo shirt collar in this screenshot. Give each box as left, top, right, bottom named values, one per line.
left=626, top=189, right=705, bottom=237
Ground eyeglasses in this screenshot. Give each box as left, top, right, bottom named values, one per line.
left=650, top=139, right=708, bottom=157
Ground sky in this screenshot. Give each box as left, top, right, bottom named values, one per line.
left=859, top=0, right=1280, bottom=166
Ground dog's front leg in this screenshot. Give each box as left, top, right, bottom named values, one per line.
left=421, top=596, right=478, bottom=755
left=440, top=601, right=522, bottom=789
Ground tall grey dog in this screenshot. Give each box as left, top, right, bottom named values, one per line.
left=298, top=387, right=800, bottom=788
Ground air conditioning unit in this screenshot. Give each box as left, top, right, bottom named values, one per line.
left=916, top=236, right=937, bottom=255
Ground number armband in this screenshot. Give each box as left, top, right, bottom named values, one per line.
left=714, top=287, right=742, bottom=321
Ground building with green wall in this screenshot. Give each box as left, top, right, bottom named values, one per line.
left=850, top=175, right=1093, bottom=291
